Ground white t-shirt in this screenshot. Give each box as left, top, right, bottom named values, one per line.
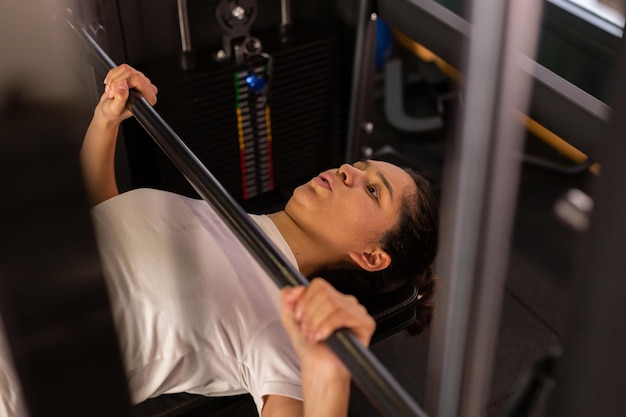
left=90, top=188, right=302, bottom=415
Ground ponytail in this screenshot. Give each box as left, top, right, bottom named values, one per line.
left=407, top=266, right=437, bottom=335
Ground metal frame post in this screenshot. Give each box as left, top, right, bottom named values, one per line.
left=0, top=3, right=132, bottom=416
left=425, top=1, right=544, bottom=416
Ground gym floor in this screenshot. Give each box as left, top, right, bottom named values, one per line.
left=344, top=88, right=592, bottom=417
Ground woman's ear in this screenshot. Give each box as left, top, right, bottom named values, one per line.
left=348, top=248, right=391, bottom=272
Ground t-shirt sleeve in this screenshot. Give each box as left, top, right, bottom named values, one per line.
left=242, top=320, right=303, bottom=415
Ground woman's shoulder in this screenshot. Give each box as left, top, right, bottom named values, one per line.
left=92, top=188, right=195, bottom=210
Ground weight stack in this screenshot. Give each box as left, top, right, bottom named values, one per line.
left=123, top=23, right=343, bottom=206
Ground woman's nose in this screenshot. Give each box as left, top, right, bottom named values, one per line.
left=337, top=164, right=361, bottom=186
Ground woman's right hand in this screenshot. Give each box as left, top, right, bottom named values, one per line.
left=96, top=64, right=158, bottom=124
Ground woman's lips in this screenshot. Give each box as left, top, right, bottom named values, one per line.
left=315, top=173, right=333, bottom=190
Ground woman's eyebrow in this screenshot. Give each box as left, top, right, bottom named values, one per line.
left=378, top=171, right=394, bottom=201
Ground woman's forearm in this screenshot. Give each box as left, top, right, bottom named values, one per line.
left=79, top=108, right=121, bottom=206
left=301, top=360, right=351, bottom=417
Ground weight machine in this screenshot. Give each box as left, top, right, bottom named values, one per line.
left=1, top=1, right=625, bottom=417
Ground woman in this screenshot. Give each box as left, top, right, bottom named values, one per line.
left=79, top=64, right=439, bottom=417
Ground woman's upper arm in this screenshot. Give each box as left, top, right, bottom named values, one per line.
left=261, top=395, right=303, bottom=417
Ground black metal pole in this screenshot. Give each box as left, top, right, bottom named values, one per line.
left=63, top=10, right=428, bottom=417
left=344, top=0, right=377, bottom=162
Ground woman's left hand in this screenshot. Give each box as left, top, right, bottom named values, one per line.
left=280, top=278, right=376, bottom=375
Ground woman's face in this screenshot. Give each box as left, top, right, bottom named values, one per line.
left=285, top=160, right=416, bottom=257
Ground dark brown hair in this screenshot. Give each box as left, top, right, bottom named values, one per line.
left=321, top=168, right=439, bottom=334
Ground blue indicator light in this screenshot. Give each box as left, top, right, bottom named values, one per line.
left=245, top=74, right=266, bottom=92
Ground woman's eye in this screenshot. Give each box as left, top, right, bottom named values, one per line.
left=367, top=185, right=379, bottom=199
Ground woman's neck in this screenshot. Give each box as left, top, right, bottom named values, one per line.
left=267, top=210, right=334, bottom=277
